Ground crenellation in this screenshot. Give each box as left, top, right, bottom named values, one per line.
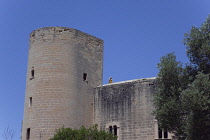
left=30, top=27, right=103, bottom=46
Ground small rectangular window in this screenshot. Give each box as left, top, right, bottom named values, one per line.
left=158, top=128, right=162, bottom=138
left=164, top=130, right=168, bottom=138
left=109, top=126, right=112, bottom=134
left=83, top=73, right=87, bottom=81
left=26, top=128, right=30, bottom=140
left=29, top=97, right=32, bottom=107
left=155, top=121, right=171, bottom=139
left=113, top=125, right=117, bottom=136
left=30, top=67, right=35, bottom=80
left=31, top=69, right=34, bottom=77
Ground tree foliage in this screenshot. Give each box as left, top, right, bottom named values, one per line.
left=49, top=124, right=117, bottom=140
left=184, top=15, right=210, bottom=74
left=153, top=53, right=186, bottom=139
left=154, top=15, right=210, bottom=140
left=182, top=73, right=210, bottom=140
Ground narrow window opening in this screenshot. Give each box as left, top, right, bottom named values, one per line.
left=29, top=97, right=32, bottom=107
left=30, top=67, right=35, bottom=80
left=158, top=127, right=162, bottom=138
left=83, top=73, right=87, bottom=81
left=26, top=128, right=30, bottom=140
left=109, top=126, right=112, bottom=134
left=164, top=130, right=168, bottom=138
left=113, top=125, right=117, bottom=136
left=31, top=69, right=34, bottom=77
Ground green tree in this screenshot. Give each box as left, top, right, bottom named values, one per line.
left=182, top=73, right=210, bottom=140
left=153, top=53, right=186, bottom=139
left=154, top=15, right=210, bottom=140
left=49, top=124, right=117, bottom=140
left=183, top=15, right=210, bottom=74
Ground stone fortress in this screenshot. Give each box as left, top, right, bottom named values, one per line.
left=22, top=27, right=172, bottom=140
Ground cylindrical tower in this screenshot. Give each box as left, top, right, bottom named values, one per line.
left=22, top=27, right=103, bottom=140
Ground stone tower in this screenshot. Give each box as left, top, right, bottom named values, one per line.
left=22, top=27, right=103, bottom=140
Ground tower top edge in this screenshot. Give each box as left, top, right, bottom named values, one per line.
left=30, top=26, right=103, bottom=42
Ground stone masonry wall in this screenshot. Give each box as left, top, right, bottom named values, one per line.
left=94, top=78, right=156, bottom=140
left=22, top=27, right=103, bottom=140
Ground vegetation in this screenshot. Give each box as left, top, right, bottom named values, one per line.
left=153, top=15, right=210, bottom=140
left=49, top=124, right=117, bottom=140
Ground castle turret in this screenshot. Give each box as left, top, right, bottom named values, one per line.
left=22, top=27, right=103, bottom=140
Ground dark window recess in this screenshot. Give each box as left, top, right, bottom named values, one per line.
left=30, top=67, right=35, bottom=80
left=149, top=82, right=154, bottom=86
left=113, top=125, right=117, bottom=136
left=83, top=73, right=87, bottom=81
left=164, top=130, right=168, bottom=138
left=158, top=128, right=162, bottom=138
left=29, top=97, right=32, bottom=107
left=26, top=128, right=30, bottom=140
left=31, top=69, right=34, bottom=77
left=109, top=126, right=112, bottom=134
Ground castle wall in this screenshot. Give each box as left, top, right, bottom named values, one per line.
left=94, top=78, right=156, bottom=140
left=22, top=27, right=103, bottom=140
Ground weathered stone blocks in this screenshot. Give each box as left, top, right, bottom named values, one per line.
left=22, top=27, right=103, bottom=140
left=94, top=78, right=156, bottom=140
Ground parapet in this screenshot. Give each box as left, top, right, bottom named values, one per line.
left=29, top=27, right=103, bottom=46
left=98, top=77, right=156, bottom=87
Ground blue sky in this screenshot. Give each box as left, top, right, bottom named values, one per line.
left=0, top=0, right=209, bottom=139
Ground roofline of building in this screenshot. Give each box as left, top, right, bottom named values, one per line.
left=98, top=77, right=156, bottom=87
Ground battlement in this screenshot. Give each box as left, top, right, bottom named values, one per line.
left=30, top=27, right=103, bottom=46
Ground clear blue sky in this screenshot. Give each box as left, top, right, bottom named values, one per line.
left=0, top=0, right=209, bottom=139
